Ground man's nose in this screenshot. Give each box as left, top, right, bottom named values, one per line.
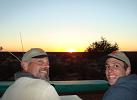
left=44, top=64, right=50, bottom=68
left=40, top=62, right=50, bottom=68
left=108, top=67, right=115, bottom=72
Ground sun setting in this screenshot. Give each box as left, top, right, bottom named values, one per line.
left=0, top=0, right=137, bottom=52
left=67, top=49, right=76, bottom=53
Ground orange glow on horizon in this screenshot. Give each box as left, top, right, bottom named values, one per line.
left=1, top=43, right=137, bottom=52
left=67, top=49, right=76, bottom=53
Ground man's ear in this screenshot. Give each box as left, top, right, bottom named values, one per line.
left=126, top=67, right=131, bottom=76
left=21, top=61, right=29, bottom=71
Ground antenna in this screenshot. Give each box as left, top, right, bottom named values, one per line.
left=0, top=46, right=21, bottom=62
left=19, top=32, right=24, bottom=52
left=0, top=32, right=24, bottom=62
left=7, top=51, right=21, bottom=62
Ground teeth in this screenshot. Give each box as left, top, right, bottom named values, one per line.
left=40, top=70, right=47, bottom=74
left=39, top=68, right=48, bottom=74
left=108, top=75, right=116, bottom=80
left=109, top=76, right=115, bottom=78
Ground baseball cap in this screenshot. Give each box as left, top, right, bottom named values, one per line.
left=108, top=51, right=131, bottom=67
left=22, top=48, right=48, bottom=61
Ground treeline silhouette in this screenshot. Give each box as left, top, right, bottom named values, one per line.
left=0, top=51, right=137, bottom=81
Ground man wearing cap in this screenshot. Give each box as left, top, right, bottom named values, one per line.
left=1, top=48, right=60, bottom=100
left=103, top=51, right=137, bottom=100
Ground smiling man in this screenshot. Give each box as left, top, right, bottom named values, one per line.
left=103, top=51, right=137, bottom=100
left=2, top=48, right=60, bottom=100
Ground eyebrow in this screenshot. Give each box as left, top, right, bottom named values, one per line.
left=32, top=55, right=48, bottom=58
left=105, top=61, right=122, bottom=65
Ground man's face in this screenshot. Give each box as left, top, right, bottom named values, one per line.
left=105, top=58, right=129, bottom=85
left=27, top=57, right=49, bottom=79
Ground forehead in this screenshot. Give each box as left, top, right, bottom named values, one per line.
left=31, top=57, right=49, bottom=61
left=106, top=57, right=124, bottom=65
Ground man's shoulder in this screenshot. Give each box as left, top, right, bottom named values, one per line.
left=103, top=85, right=137, bottom=100
left=9, top=77, right=53, bottom=93
left=15, top=77, right=50, bottom=86
left=115, top=74, right=137, bottom=91
left=104, top=84, right=137, bottom=98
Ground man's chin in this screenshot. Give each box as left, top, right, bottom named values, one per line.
left=108, top=79, right=117, bottom=85
left=39, top=73, right=48, bottom=79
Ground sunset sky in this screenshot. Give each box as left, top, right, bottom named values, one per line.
left=0, top=0, right=137, bottom=52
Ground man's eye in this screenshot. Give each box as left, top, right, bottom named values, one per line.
left=37, top=61, right=43, bottom=64
left=114, top=64, right=119, bottom=68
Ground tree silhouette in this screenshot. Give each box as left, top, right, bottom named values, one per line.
left=84, top=37, right=119, bottom=60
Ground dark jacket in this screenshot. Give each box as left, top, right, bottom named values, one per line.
left=103, top=74, right=137, bottom=100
